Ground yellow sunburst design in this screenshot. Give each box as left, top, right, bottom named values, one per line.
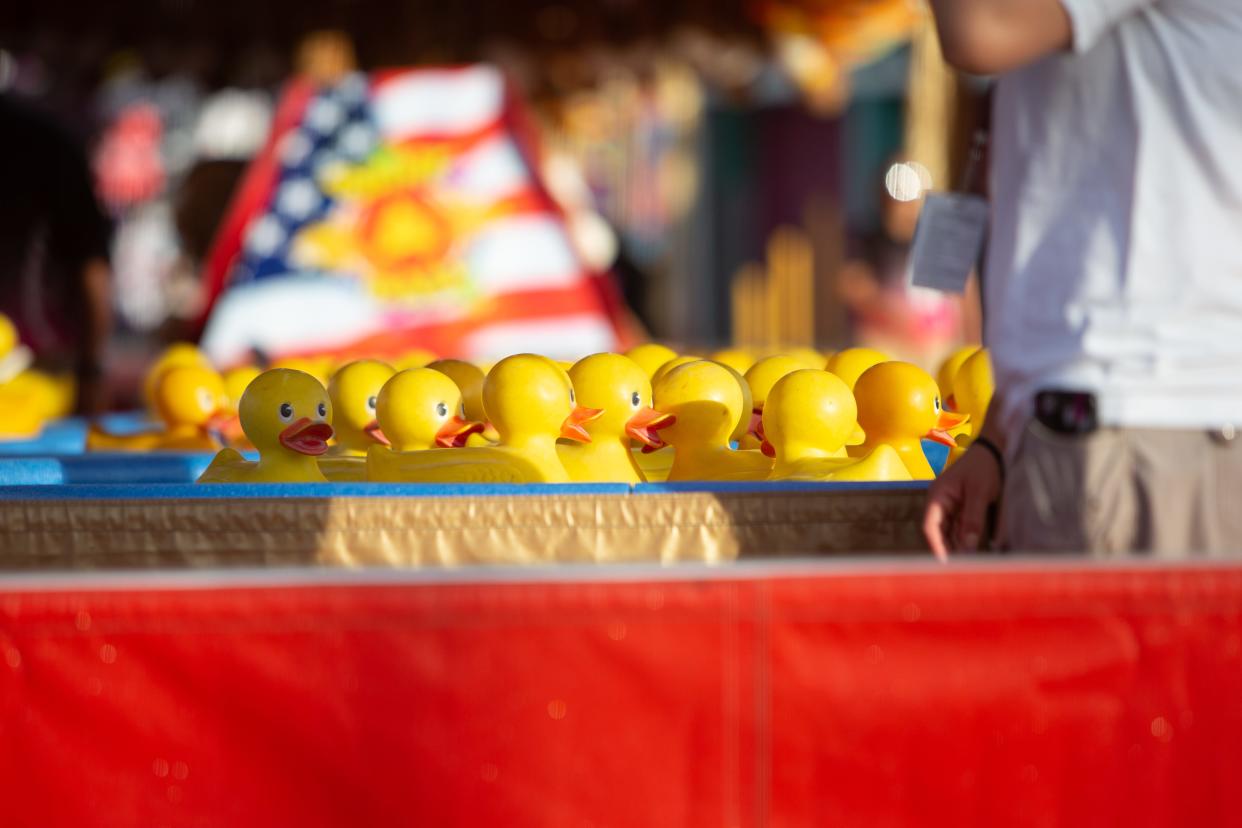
left=290, top=145, right=495, bottom=304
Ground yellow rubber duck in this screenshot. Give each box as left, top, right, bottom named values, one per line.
left=143, top=342, right=212, bottom=415
left=89, top=365, right=233, bottom=452
left=559, top=353, right=675, bottom=483
left=0, top=371, right=72, bottom=436
left=624, top=343, right=679, bottom=381
left=826, top=347, right=890, bottom=390
left=427, top=358, right=497, bottom=444
left=946, top=348, right=994, bottom=466
left=936, top=344, right=981, bottom=404
left=634, top=358, right=746, bottom=481
left=325, top=359, right=396, bottom=456
left=376, top=368, right=484, bottom=451
left=367, top=354, right=602, bottom=483
left=741, top=355, right=805, bottom=451
left=198, top=368, right=334, bottom=483
left=761, top=369, right=910, bottom=482
left=653, top=360, right=772, bottom=481
left=849, top=361, right=967, bottom=480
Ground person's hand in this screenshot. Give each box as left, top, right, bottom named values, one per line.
left=922, top=443, right=1003, bottom=562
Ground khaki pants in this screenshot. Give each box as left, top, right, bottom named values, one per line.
left=1000, top=421, right=1242, bottom=556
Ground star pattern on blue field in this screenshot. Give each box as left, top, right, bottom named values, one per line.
left=232, top=72, right=378, bottom=284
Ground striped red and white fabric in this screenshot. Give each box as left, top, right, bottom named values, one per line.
left=199, top=65, right=629, bottom=366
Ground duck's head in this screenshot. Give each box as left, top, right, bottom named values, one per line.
left=328, top=359, right=396, bottom=447
left=624, top=343, right=679, bottom=381
left=153, top=365, right=233, bottom=431
left=143, top=342, right=211, bottom=412
left=427, top=359, right=487, bottom=423
left=568, top=353, right=675, bottom=450
left=222, top=366, right=262, bottom=413
left=376, top=368, right=484, bottom=451
left=951, top=348, right=994, bottom=428
left=653, top=360, right=742, bottom=448
left=936, top=345, right=981, bottom=407
left=745, top=356, right=805, bottom=412
left=760, top=369, right=862, bottom=459
left=710, top=347, right=756, bottom=375
left=744, top=355, right=805, bottom=441
left=826, top=347, right=890, bottom=390
left=483, top=354, right=602, bottom=444
left=853, top=361, right=965, bottom=447
left=651, top=354, right=702, bottom=386
left=239, top=368, right=334, bottom=457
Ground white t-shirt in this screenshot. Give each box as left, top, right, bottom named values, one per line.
left=986, top=0, right=1242, bottom=442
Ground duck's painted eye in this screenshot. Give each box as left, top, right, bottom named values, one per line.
left=459, top=402, right=466, bottom=418
left=436, top=402, right=448, bottom=417
left=318, top=402, right=328, bottom=418
left=569, top=388, right=576, bottom=404
left=934, top=397, right=942, bottom=412
left=367, top=395, right=377, bottom=410
left=631, top=391, right=641, bottom=408
left=279, top=402, right=294, bottom=421
left=197, top=388, right=214, bottom=413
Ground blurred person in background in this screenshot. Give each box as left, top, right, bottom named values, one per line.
left=0, top=92, right=112, bottom=414
left=837, top=160, right=973, bottom=361
left=923, top=0, right=1242, bottom=557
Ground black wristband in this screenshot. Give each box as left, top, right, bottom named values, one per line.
left=972, top=436, right=1005, bottom=487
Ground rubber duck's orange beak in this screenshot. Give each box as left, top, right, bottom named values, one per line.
left=925, top=410, right=968, bottom=447
left=760, top=438, right=776, bottom=458
left=435, top=416, right=485, bottom=448
left=626, top=407, right=675, bottom=451
left=279, top=417, right=333, bottom=456
left=363, top=419, right=391, bottom=447
left=560, top=406, right=604, bottom=443
left=205, top=409, right=238, bottom=435
left=748, top=406, right=764, bottom=440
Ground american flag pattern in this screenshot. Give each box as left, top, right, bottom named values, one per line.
left=200, top=66, right=626, bottom=367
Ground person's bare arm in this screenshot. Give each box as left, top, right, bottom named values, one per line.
left=929, top=0, right=1073, bottom=74
left=923, top=396, right=1008, bottom=561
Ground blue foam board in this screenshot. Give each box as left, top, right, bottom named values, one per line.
left=0, top=458, right=65, bottom=485
left=0, top=482, right=634, bottom=500
left=59, top=453, right=223, bottom=484
left=921, top=438, right=951, bottom=476
left=634, top=480, right=928, bottom=495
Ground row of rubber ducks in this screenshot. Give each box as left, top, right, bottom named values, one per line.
left=149, top=341, right=994, bottom=484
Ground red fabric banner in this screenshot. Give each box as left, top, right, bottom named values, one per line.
left=1, top=561, right=1241, bottom=826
